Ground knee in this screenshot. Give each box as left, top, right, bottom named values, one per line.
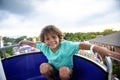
left=59, top=67, right=72, bottom=80
left=40, top=63, right=53, bottom=75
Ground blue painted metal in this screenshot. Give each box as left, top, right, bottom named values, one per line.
left=2, top=52, right=48, bottom=80
left=2, top=52, right=108, bottom=80
left=72, top=55, right=108, bottom=80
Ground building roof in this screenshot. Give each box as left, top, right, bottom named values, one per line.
left=89, top=32, right=120, bottom=47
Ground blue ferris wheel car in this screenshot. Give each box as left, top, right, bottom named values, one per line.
left=1, top=51, right=112, bottom=80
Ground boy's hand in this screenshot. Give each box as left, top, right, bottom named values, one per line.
left=18, top=40, right=26, bottom=47
left=110, top=52, right=120, bottom=61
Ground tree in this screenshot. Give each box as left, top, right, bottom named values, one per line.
left=103, top=29, right=117, bottom=35
left=14, top=36, right=27, bottom=44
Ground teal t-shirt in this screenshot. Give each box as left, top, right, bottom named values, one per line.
left=36, top=40, right=79, bottom=70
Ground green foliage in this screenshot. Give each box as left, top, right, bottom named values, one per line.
left=64, top=32, right=98, bottom=41
left=102, top=29, right=117, bottom=35
left=15, top=36, right=27, bottom=43
left=112, top=63, right=120, bottom=78
left=0, top=49, right=13, bottom=58
left=3, top=37, right=15, bottom=46
left=6, top=48, right=14, bottom=57
left=0, top=51, right=3, bottom=58
left=64, top=29, right=118, bottom=41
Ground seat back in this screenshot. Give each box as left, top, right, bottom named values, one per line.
left=2, top=52, right=48, bottom=80
left=72, top=54, right=108, bottom=80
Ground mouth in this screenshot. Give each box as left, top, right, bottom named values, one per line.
left=49, top=42, right=56, bottom=47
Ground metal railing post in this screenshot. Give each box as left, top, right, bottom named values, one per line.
left=0, top=44, right=18, bottom=58
left=1, top=49, right=6, bottom=58
left=105, top=56, right=112, bottom=80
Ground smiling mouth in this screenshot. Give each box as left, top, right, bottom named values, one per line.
left=49, top=42, right=56, bottom=46
left=50, top=44, right=56, bottom=47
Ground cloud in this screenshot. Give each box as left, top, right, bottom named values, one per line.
left=0, top=0, right=120, bottom=37
left=30, top=0, right=120, bottom=26
left=34, top=0, right=110, bottom=20
left=0, top=0, right=34, bottom=15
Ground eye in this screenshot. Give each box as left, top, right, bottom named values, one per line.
left=45, top=38, right=49, bottom=40
left=52, top=36, right=56, bottom=39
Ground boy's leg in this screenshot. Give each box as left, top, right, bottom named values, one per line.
left=40, top=63, right=54, bottom=80
left=59, top=67, right=72, bottom=80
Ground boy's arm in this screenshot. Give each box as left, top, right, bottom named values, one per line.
left=18, top=40, right=36, bottom=48
left=79, top=43, right=111, bottom=56
left=80, top=43, right=120, bottom=60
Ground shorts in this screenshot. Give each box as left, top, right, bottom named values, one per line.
left=50, top=64, right=72, bottom=80
left=50, top=64, right=60, bottom=80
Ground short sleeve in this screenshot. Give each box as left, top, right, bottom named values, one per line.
left=36, top=42, right=47, bottom=51
left=68, top=42, right=80, bottom=54
left=61, top=41, right=80, bottom=55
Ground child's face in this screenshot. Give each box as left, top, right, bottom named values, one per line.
left=44, top=32, right=60, bottom=52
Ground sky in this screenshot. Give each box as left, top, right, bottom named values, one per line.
left=0, top=0, right=120, bottom=38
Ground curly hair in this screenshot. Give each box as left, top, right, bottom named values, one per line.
left=39, top=25, right=64, bottom=42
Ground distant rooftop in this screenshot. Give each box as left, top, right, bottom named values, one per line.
left=89, top=32, right=120, bottom=47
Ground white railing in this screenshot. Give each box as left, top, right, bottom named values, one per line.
left=0, top=44, right=18, bottom=58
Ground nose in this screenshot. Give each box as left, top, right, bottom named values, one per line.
left=49, top=38, right=54, bottom=42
